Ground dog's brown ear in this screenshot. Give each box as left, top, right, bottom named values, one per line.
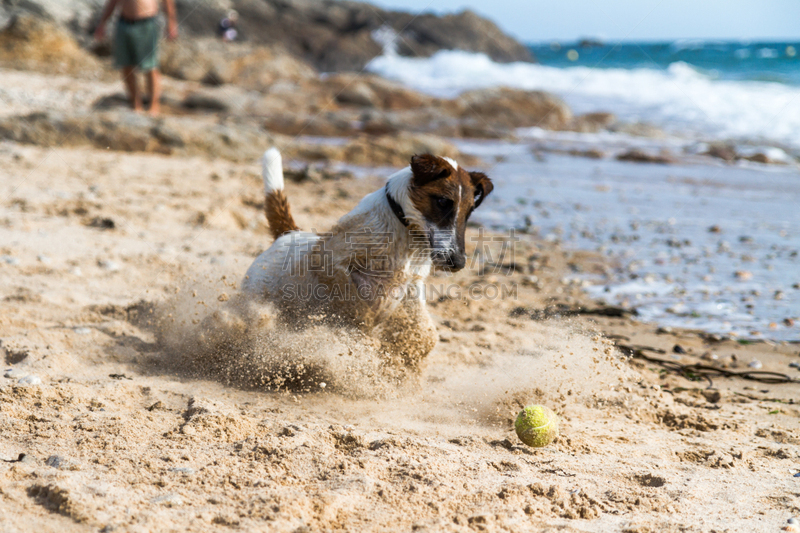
left=469, top=171, right=493, bottom=208
left=410, top=154, right=451, bottom=186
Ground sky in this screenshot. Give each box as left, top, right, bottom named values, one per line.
left=370, top=0, right=800, bottom=43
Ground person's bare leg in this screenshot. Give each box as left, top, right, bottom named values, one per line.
left=121, top=66, right=142, bottom=112
left=146, top=69, right=161, bottom=116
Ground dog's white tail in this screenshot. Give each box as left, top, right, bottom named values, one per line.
left=261, top=148, right=299, bottom=240
left=261, top=147, right=284, bottom=193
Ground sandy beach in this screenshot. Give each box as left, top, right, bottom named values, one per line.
left=1, top=92, right=798, bottom=530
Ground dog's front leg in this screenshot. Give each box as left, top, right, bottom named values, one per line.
left=375, top=284, right=437, bottom=369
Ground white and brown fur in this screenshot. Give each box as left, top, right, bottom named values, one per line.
left=242, top=148, right=493, bottom=367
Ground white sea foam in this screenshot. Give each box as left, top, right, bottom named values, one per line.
left=367, top=50, right=800, bottom=149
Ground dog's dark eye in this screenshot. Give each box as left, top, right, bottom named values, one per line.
left=435, top=197, right=454, bottom=211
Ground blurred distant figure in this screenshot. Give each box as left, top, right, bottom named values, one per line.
left=217, top=10, right=239, bottom=42
left=94, top=0, right=178, bottom=116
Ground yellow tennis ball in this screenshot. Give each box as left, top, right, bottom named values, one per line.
left=515, top=405, right=559, bottom=447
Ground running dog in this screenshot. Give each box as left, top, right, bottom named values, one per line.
left=242, top=148, right=493, bottom=367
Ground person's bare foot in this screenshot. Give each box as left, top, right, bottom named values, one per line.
left=147, top=104, right=160, bottom=117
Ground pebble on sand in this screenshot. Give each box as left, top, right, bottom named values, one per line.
left=151, top=493, right=184, bottom=506
left=98, top=259, right=121, bottom=272
left=45, top=455, right=65, bottom=468
left=734, top=270, right=753, bottom=281
left=4, top=368, right=26, bottom=379
left=168, top=467, right=195, bottom=475
left=747, top=359, right=763, bottom=369
left=17, top=453, right=37, bottom=464
left=18, top=375, right=42, bottom=386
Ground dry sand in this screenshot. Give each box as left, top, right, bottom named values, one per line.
left=0, top=71, right=799, bottom=533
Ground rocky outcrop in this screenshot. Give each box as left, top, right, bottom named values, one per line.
left=702, top=143, right=792, bottom=165
left=0, top=14, right=105, bottom=78
left=0, top=0, right=533, bottom=72
left=566, top=112, right=616, bottom=133
left=0, top=4, right=580, bottom=153
left=451, top=88, right=572, bottom=134
left=325, top=73, right=434, bottom=110
left=0, top=110, right=476, bottom=166
left=703, top=143, right=737, bottom=162
left=0, top=110, right=269, bottom=161
left=159, top=38, right=317, bottom=88
left=259, top=86, right=573, bottom=140
left=293, top=132, right=479, bottom=167
left=388, top=10, right=532, bottom=65
left=616, top=149, right=674, bottom=164
left=176, top=1, right=534, bottom=71
left=0, top=0, right=100, bottom=37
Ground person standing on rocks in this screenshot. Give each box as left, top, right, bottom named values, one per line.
left=94, top=0, right=178, bottom=116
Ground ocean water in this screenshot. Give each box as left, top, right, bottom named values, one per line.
left=367, top=41, right=800, bottom=151
left=529, top=41, right=800, bottom=85
left=366, top=40, right=800, bottom=340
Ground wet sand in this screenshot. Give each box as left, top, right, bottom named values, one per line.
left=459, top=133, right=800, bottom=341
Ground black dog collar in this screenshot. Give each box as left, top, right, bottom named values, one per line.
left=385, top=185, right=410, bottom=227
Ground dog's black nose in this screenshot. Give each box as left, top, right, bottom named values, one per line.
left=445, top=252, right=466, bottom=271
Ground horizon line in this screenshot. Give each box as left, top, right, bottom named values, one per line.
left=525, top=37, right=800, bottom=45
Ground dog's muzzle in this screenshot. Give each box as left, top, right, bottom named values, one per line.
left=432, top=250, right=466, bottom=271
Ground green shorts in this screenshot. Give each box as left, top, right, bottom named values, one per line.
left=114, top=16, right=160, bottom=71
